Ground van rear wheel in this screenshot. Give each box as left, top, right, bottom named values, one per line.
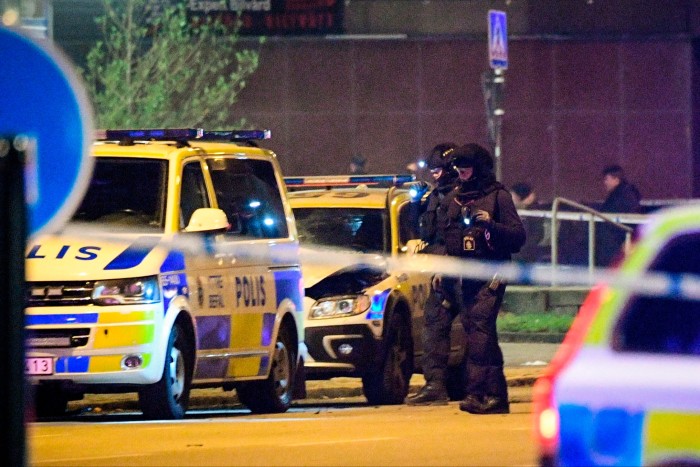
left=237, top=326, right=295, bottom=414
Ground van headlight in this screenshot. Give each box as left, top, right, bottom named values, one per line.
left=92, top=276, right=160, bottom=306
left=309, top=295, right=371, bottom=319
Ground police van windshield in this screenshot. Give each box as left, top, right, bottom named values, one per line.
left=70, top=158, right=167, bottom=231
left=294, top=207, right=387, bottom=253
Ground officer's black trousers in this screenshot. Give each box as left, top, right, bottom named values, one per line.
left=422, top=277, right=508, bottom=399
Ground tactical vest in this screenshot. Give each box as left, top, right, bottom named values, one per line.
left=439, top=188, right=500, bottom=259
left=418, top=187, right=450, bottom=254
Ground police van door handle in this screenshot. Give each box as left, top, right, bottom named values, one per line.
left=267, top=265, right=300, bottom=271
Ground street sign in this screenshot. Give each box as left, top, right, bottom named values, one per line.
left=488, top=10, right=508, bottom=70
left=0, top=27, right=94, bottom=239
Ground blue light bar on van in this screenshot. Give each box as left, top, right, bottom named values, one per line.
left=98, top=128, right=271, bottom=142
left=102, top=128, right=203, bottom=140
left=198, top=130, right=272, bottom=141
left=284, top=174, right=414, bottom=187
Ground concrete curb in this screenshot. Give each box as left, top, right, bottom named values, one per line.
left=500, top=332, right=565, bottom=343
left=67, top=369, right=545, bottom=414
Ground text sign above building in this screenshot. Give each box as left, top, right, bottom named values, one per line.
left=187, top=0, right=344, bottom=36
left=488, top=10, right=508, bottom=70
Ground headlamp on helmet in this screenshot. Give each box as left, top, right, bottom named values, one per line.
left=426, top=143, right=457, bottom=170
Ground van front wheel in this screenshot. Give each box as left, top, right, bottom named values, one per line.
left=139, top=323, right=193, bottom=420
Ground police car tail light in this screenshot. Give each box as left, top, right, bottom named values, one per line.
left=532, top=285, right=608, bottom=459
left=92, top=276, right=160, bottom=306
left=309, top=295, right=371, bottom=319
left=533, top=375, right=559, bottom=458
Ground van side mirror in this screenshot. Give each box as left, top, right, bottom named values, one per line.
left=184, top=208, right=229, bottom=233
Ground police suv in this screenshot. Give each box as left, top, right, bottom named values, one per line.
left=534, top=205, right=700, bottom=466
left=285, top=175, right=467, bottom=405
left=25, top=129, right=305, bottom=419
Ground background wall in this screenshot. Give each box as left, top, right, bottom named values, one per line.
left=48, top=0, right=700, bottom=204
left=236, top=36, right=692, bottom=204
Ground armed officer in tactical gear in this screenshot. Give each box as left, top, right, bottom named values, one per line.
left=406, top=143, right=525, bottom=414
left=406, top=143, right=461, bottom=406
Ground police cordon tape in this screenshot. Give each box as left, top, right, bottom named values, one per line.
left=55, top=223, right=700, bottom=302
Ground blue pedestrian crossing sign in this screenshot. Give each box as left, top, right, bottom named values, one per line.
left=0, top=27, right=94, bottom=239
left=488, top=10, right=508, bottom=70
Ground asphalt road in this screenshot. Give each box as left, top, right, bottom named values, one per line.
left=29, top=394, right=539, bottom=467
left=27, top=343, right=558, bottom=466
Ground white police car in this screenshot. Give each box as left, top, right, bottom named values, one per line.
left=286, top=175, right=467, bottom=405
left=25, top=128, right=305, bottom=419
left=534, top=205, right=700, bottom=466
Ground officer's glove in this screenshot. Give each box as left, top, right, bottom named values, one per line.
left=407, top=181, right=430, bottom=202
left=473, top=209, right=493, bottom=226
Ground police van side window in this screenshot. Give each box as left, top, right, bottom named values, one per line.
left=206, top=157, right=288, bottom=239
left=72, top=158, right=167, bottom=230
left=180, top=162, right=210, bottom=230
left=613, top=233, right=700, bottom=356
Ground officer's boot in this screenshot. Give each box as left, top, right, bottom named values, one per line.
left=405, top=381, right=448, bottom=406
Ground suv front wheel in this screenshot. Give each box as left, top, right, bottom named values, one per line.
left=362, top=310, right=414, bottom=405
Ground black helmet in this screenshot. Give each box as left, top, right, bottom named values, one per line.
left=452, top=143, right=494, bottom=178
left=426, top=143, right=457, bottom=170
left=425, top=142, right=458, bottom=186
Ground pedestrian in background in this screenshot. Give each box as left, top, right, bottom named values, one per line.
left=510, top=182, right=549, bottom=264
left=595, top=164, right=641, bottom=267
left=406, top=143, right=525, bottom=414
left=349, top=154, right=367, bottom=175
left=510, top=182, right=537, bottom=210
left=405, top=158, right=432, bottom=184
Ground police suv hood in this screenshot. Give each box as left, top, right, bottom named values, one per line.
left=300, top=247, right=389, bottom=298
left=25, top=233, right=171, bottom=282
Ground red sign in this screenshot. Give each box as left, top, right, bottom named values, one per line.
left=189, top=0, right=344, bottom=35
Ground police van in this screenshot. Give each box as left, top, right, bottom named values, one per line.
left=25, top=129, right=305, bottom=419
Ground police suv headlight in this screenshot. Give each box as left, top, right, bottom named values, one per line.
left=92, top=276, right=160, bottom=306
left=309, top=295, right=371, bottom=319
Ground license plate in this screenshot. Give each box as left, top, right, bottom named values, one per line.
left=25, top=357, right=53, bottom=375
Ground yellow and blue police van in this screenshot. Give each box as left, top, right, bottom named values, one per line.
left=285, top=175, right=466, bottom=405
left=25, top=129, right=305, bottom=419
left=533, top=204, right=700, bottom=466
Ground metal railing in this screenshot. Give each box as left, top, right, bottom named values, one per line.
left=517, top=197, right=649, bottom=279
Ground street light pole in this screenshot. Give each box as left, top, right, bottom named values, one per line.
left=493, top=68, right=505, bottom=182
left=481, top=68, right=505, bottom=181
